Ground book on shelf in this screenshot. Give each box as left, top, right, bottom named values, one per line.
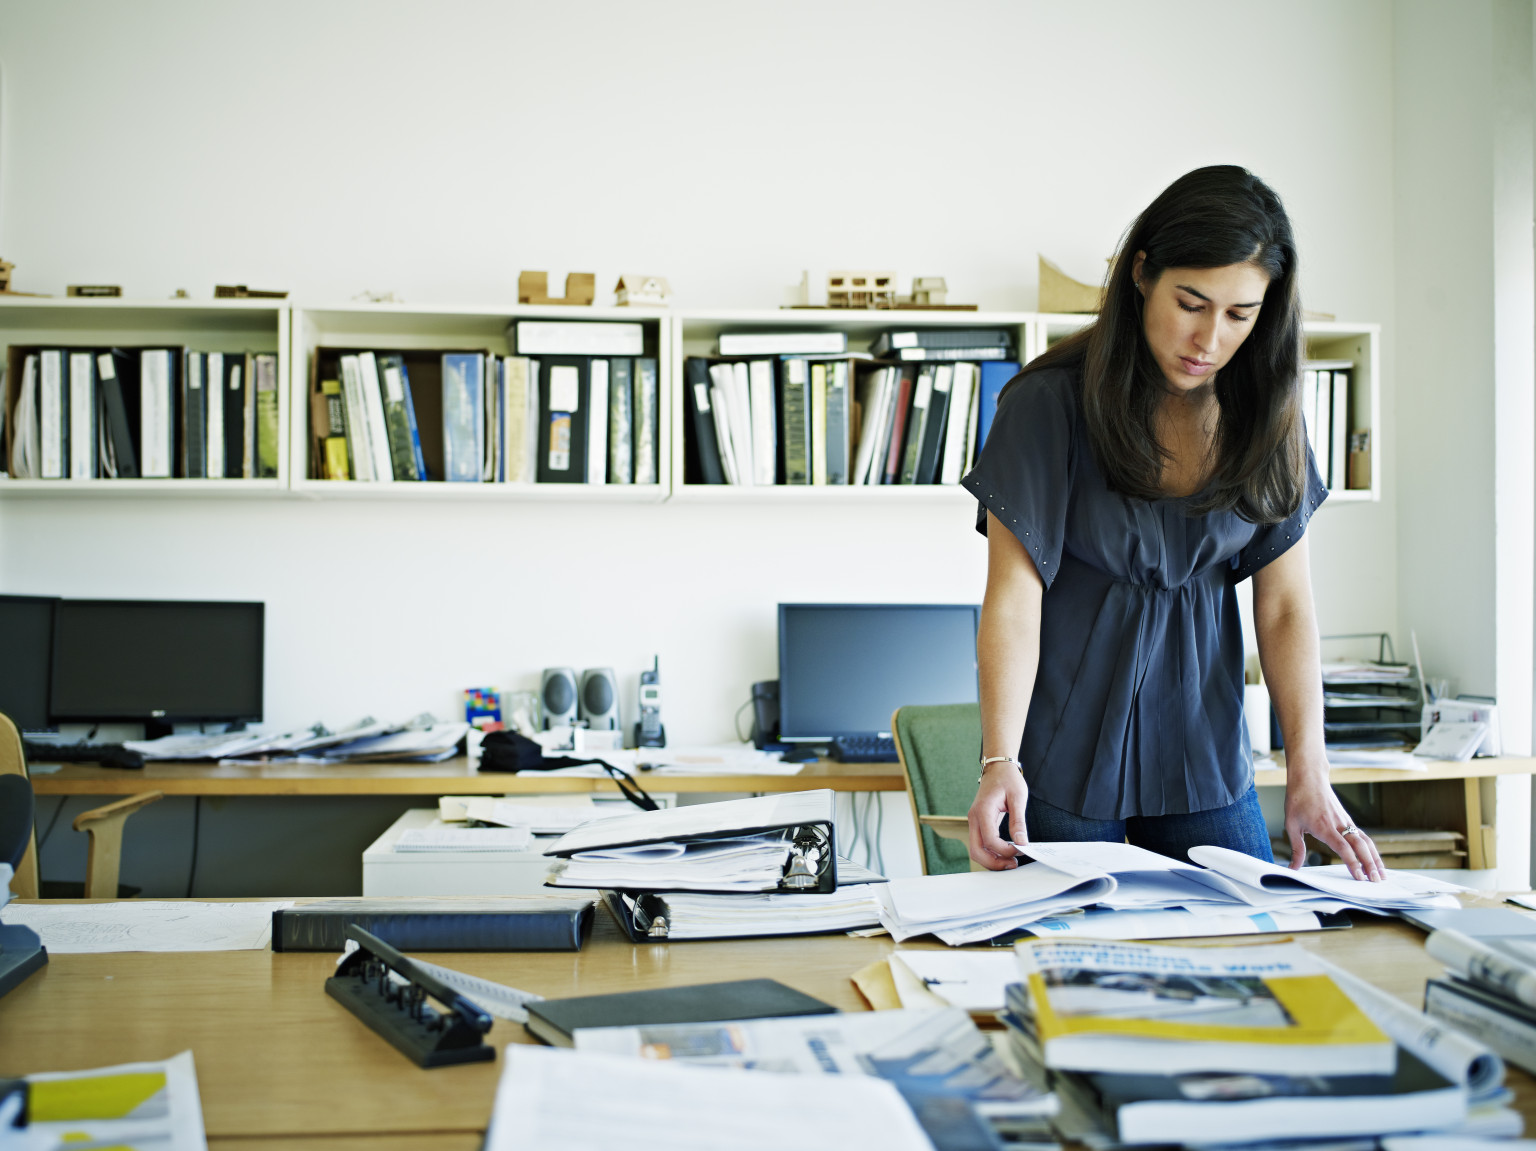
left=483, top=356, right=500, bottom=481
left=850, top=365, right=888, bottom=486
left=748, top=359, right=777, bottom=486
left=182, top=351, right=208, bottom=479
left=718, top=330, right=846, bottom=356
left=536, top=356, right=588, bottom=483
left=356, top=352, right=396, bottom=482
left=205, top=352, right=225, bottom=480
left=974, top=359, right=1020, bottom=459
left=140, top=348, right=178, bottom=479
left=253, top=352, right=279, bottom=478
left=311, top=376, right=350, bottom=480
left=7, top=354, right=40, bottom=477
left=1330, top=366, right=1349, bottom=490
left=68, top=350, right=95, bottom=479
left=913, top=363, right=953, bottom=485
left=39, top=348, right=64, bottom=479
left=337, top=355, right=376, bottom=481
left=870, top=327, right=1014, bottom=357
left=97, top=350, right=139, bottom=479
left=779, top=357, right=809, bottom=485
left=513, top=320, right=644, bottom=356
left=882, top=366, right=914, bottom=485
left=216, top=354, right=246, bottom=479
left=809, top=360, right=828, bottom=485
left=608, top=357, right=633, bottom=484
left=823, top=359, right=850, bottom=484
left=633, top=356, right=658, bottom=484
left=587, top=358, right=609, bottom=485
left=377, top=353, right=426, bottom=481
left=501, top=355, right=533, bottom=484
left=442, top=352, right=485, bottom=483
left=898, top=366, right=933, bottom=484
left=682, top=358, right=725, bottom=484
left=939, top=362, right=977, bottom=485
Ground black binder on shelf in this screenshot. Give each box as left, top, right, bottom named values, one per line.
left=534, top=355, right=589, bottom=483
left=98, top=349, right=140, bottom=478
left=683, top=357, right=725, bottom=484
left=542, top=789, right=839, bottom=895
left=272, top=896, right=595, bottom=952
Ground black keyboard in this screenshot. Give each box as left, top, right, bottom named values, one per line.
left=22, top=741, right=144, bottom=770
left=831, top=735, right=898, bottom=763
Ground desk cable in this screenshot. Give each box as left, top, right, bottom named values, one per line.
left=185, top=797, right=202, bottom=898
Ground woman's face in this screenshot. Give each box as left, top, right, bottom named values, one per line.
left=1134, top=255, right=1271, bottom=394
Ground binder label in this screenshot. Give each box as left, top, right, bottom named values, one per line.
left=548, top=412, right=571, bottom=472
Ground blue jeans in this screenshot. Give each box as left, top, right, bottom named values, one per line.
left=1024, top=787, right=1274, bottom=865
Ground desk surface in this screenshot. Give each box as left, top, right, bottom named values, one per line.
left=29, top=754, right=1536, bottom=798
left=1, top=903, right=1531, bottom=1144
left=28, top=757, right=908, bottom=797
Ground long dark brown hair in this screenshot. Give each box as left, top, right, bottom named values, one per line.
left=1026, top=165, right=1307, bottom=522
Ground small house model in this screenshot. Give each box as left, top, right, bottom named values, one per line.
left=0, top=260, right=13, bottom=294
left=911, top=276, right=948, bottom=306
left=519, top=271, right=596, bottom=306
left=827, top=270, right=897, bottom=309
left=614, top=274, right=672, bottom=307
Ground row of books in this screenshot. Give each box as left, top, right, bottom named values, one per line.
left=5, top=348, right=279, bottom=480
left=682, top=356, right=1018, bottom=486
left=1303, top=361, right=1365, bottom=489
left=715, top=324, right=1018, bottom=362
left=310, top=350, right=659, bottom=484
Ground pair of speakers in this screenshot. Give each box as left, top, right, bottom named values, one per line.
left=540, top=667, right=620, bottom=730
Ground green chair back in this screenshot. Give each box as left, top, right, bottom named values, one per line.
left=891, top=703, right=982, bottom=875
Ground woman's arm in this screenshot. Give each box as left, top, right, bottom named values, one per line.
left=967, top=510, right=1044, bottom=869
left=1252, top=537, right=1384, bottom=881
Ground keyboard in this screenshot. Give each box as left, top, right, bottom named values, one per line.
left=830, top=735, right=898, bottom=763
left=22, top=741, right=144, bottom=770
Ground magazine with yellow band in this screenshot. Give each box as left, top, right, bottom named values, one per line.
left=1015, top=939, right=1393, bottom=1077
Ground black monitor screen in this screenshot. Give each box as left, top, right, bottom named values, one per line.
left=777, top=603, right=979, bottom=739
left=0, top=595, right=58, bottom=732
left=50, top=600, right=264, bottom=724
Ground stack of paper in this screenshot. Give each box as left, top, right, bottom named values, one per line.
left=552, top=836, right=793, bottom=892
left=395, top=826, right=534, bottom=853
left=464, top=797, right=630, bottom=835
left=619, top=889, right=884, bottom=939
left=876, top=841, right=1466, bottom=946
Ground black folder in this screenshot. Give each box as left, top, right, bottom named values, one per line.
left=271, top=896, right=595, bottom=952
left=534, top=355, right=589, bottom=483
left=524, top=978, right=836, bottom=1047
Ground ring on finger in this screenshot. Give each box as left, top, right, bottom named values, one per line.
left=1340, top=826, right=1361, bottom=837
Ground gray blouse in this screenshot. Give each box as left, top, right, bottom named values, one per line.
left=961, top=366, right=1326, bottom=819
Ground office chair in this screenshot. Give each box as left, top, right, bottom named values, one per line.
left=890, top=703, right=983, bottom=875
left=0, top=712, right=164, bottom=899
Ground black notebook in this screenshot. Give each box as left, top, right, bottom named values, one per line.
left=524, top=977, right=836, bottom=1047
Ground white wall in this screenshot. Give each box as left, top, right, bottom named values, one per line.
left=0, top=0, right=1402, bottom=750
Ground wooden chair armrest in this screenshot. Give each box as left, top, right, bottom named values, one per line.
left=73, top=791, right=164, bottom=830
left=72, top=791, right=164, bottom=899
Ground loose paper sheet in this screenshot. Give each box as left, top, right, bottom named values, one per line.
left=2, top=900, right=291, bottom=953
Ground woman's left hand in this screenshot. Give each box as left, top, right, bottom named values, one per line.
left=1284, top=772, right=1384, bottom=881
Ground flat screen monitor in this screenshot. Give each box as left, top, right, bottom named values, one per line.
left=50, top=599, right=264, bottom=728
left=777, top=603, right=980, bottom=740
left=0, top=595, right=58, bottom=733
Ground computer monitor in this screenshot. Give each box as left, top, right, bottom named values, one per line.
left=50, top=599, right=264, bottom=735
left=776, top=603, right=980, bottom=741
left=0, top=595, right=58, bottom=733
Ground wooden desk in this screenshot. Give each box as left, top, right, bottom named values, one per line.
left=1, top=905, right=1532, bottom=1144
left=28, top=757, right=907, bottom=798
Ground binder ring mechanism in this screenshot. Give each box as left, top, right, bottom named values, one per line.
left=781, top=825, right=828, bottom=890
left=325, top=925, right=495, bottom=1068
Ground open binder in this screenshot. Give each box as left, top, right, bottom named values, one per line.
left=542, top=790, right=839, bottom=896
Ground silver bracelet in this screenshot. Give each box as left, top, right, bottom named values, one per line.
left=978, top=755, right=1021, bottom=784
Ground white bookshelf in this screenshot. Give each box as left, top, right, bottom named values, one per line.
left=288, top=303, right=670, bottom=502
left=669, top=309, right=1038, bottom=502
left=0, top=297, right=291, bottom=496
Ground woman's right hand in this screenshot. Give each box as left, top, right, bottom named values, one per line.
left=968, top=760, right=1030, bottom=869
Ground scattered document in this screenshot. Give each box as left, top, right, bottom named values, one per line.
left=486, top=1044, right=935, bottom=1151
left=1327, top=748, right=1426, bottom=769
left=550, top=836, right=793, bottom=893
left=1188, top=845, right=1467, bottom=909
left=394, top=826, right=534, bottom=853
left=466, top=797, right=629, bottom=834
left=890, top=950, right=1019, bottom=1013
left=1019, top=905, right=1331, bottom=941
left=573, top=1006, right=1055, bottom=1120
left=17, top=1051, right=207, bottom=1151
left=2, top=900, right=292, bottom=953
left=321, top=722, right=469, bottom=762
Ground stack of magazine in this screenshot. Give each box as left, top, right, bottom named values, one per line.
left=538, top=790, right=886, bottom=941
left=999, top=939, right=1518, bottom=1146
left=1424, top=925, right=1536, bottom=1075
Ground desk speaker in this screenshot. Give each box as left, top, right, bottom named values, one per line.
left=541, top=667, right=578, bottom=728
left=579, top=667, right=620, bottom=731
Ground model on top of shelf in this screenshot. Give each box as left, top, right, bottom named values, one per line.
left=614, top=275, right=672, bottom=307
left=519, top=271, right=595, bottom=306
left=965, top=164, right=1386, bottom=887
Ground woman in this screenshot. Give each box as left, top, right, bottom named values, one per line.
left=963, top=165, right=1383, bottom=881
